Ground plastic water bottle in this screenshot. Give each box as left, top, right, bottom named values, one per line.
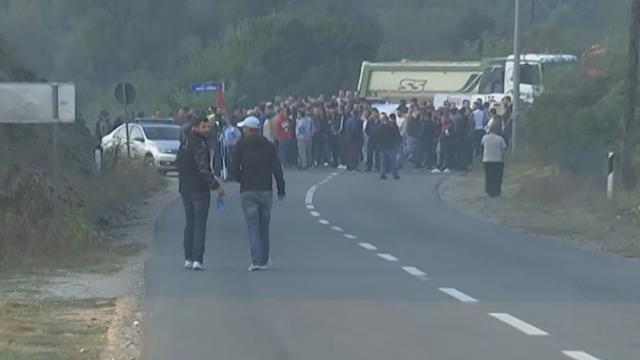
left=216, top=195, right=224, bottom=212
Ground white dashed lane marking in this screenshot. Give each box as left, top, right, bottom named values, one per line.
left=358, top=242, right=378, bottom=251
left=438, top=288, right=479, bottom=303
left=489, top=313, right=549, bottom=336
left=402, top=266, right=428, bottom=278
left=305, top=172, right=595, bottom=358
left=562, top=351, right=602, bottom=360
left=305, top=185, right=317, bottom=204
left=377, top=253, right=399, bottom=262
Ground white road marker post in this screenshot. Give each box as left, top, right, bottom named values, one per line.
left=607, top=151, right=615, bottom=201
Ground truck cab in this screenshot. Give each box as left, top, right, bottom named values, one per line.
left=478, top=54, right=578, bottom=103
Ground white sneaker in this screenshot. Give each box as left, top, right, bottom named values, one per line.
left=443, top=168, right=451, bottom=173
left=184, top=260, right=193, bottom=269
left=192, top=261, right=204, bottom=271
left=431, top=169, right=441, bottom=174
left=338, top=165, right=347, bottom=170
left=248, top=265, right=260, bottom=272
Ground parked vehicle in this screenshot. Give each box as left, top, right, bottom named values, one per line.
left=133, top=117, right=175, bottom=125
left=101, top=123, right=181, bottom=173
left=357, top=53, right=578, bottom=106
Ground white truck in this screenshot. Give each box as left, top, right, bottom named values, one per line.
left=357, top=54, right=578, bottom=107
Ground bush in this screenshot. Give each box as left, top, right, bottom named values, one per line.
left=0, top=122, right=164, bottom=268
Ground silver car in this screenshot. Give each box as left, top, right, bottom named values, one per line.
left=101, top=123, right=182, bottom=173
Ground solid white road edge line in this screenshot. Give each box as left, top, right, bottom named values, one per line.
left=402, top=266, right=427, bottom=277
left=330, top=226, right=344, bottom=232
left=562, top=351, right=602, bottom=360
left=310, top=211, right=320, bottom=217
left=377, top=253, right=399, bottom=262
left=358, top=242, right=378, bottom=251
left=343, top=234, right=358, bottom=240
left=318, top=219, right=330, bottom=225
left=438, top=288, right=479, bottom=303
left=489, top=313, right=549, bottom=336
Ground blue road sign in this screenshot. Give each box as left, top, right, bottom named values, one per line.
left=191, top=82, right=219, bottom=93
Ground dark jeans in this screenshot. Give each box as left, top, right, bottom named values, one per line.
left=182, top=193, right=211, bottom=263
left=277, top=139, right=290, bottom=166
left=380, top=148, right=399, bottom=177
left=484, top=162, right=504, bottom=197
left=312, top=132, right=327, bottom=165
left=240, top=191, right=273, bottom=266
left=366, top=146, right=379, bottom=171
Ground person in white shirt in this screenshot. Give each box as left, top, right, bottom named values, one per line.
left=472, top=101, right=487, bottom=157
left=262, top=114, right=276, bottom=144
left=481, top=124, right=507, bottom=197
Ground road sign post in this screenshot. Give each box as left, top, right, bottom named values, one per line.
left=51, top=84, right=60, bottom=218
left=512, top=0, right=522, bottom=155
left=115, top=82, right=136, bottom=159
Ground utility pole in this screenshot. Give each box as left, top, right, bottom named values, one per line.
left=511, top=0, right=522, bottom=155
left=621, top=0, right=640, bottom=190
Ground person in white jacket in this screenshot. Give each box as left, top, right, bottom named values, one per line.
left=262, top=114, right=276, bottom=144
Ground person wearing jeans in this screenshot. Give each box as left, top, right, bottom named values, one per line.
left=371, top=113, right=402, bottom=180
left=296, top=110, right=313, bottom=169
left=240, top=192, right=273, bottom=267
left=232, top=116, right=286, bottom=271
left=178, top=116, right=225, bottom=271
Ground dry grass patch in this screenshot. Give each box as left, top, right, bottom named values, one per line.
left=0, top=298, right=114, bottom=360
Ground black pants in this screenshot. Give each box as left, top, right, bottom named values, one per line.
left=438, top=140, right=454, bottom=171
left=182, top=193, right=211, bottom=263
left=329, top=134, right=341, bottom=167
left=346, top=143, right=361, bottom=171
left=312, top=132, right=327, bottom=165
left=484, top=162, right=504, bottom=197
left=474, top=130, right=485, bottom=157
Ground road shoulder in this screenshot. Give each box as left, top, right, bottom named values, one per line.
left=439, top=171, right=640, bottom=258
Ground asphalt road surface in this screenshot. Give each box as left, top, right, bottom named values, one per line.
left=141, top=169, right=640, bottom=360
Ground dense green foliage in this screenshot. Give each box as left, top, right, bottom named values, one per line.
left=0, top=0, right=629, bottom=117
left=0, top=0, right=637, bottom=179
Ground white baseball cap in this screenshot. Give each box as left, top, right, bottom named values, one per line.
left=237, top=116, right=261, bottom=129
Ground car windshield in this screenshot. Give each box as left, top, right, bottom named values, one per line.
left=143, top=126, right=180, bottom=140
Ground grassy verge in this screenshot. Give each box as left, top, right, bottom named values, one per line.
left=440, top=162, right=640, bottom=257
left=0, top=298, right=115, bottom=360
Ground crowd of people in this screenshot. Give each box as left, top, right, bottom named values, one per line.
left=185, top=91, right=513, bottom=189
left=94, top=91, right=512, bottom=271
left=94, top=90, right=513, bottom=196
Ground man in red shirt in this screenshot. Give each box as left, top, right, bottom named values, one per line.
left=274, top=106, right=293, bottom=167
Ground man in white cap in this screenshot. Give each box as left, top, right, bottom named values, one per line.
left=232, top=116, right=286, bottom=271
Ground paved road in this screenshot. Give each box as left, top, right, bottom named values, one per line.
left=141, top=169, right=640, bottom=360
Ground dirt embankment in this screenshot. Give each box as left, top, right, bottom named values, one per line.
left=0, top=178, right=178, bottom=360
left=439, top=168, right=640, bottom=258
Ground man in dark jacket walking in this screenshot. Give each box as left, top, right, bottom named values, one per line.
left=371, top=113, right=402, bottom=180
left=232, top=116, right=286, bottom=271
left=178, top=116, right=225, bottom=271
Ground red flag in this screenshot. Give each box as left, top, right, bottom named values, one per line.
left=215, top=82, right=225, bottom=109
